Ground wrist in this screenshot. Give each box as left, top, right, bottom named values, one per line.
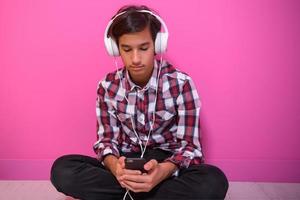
left=159, top=161, right=178, bottom=179
left=103, top=155, right=119, bottom=176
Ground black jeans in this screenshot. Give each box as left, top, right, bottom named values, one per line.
left=50, top=150, right=228, bottom=200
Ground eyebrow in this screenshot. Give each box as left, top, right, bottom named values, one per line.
left=120, top=42, right=150, bottom=48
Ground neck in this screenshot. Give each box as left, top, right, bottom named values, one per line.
left=130, top=75, right=149, bottom=89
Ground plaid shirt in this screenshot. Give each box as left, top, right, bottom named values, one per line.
left=93, top=60, right=203, bottom=169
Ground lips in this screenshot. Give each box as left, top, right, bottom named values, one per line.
left=131, top=65, right=144, bottom=71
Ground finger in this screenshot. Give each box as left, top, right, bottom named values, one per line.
left=144, top=159, right=158, bottom=171
left=123, top=174, right=148, bottom=183
left=122, top=180, right=148, bottom=193
left=122, top=181, right=137, bottom=192
left=118, top=156, right=126, bottom=168
left=115, top=165, right=125, bottom=177
left=116, top=175, right=126, bottom=188
left=123, top=169, right=142, bottom=175
left=119, top=181, right=126, bottom=188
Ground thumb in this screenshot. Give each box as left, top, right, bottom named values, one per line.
left=144, top=159, right=158, bottom=171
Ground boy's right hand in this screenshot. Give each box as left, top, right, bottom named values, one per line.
left=114, top=156, right=126, bottom=187
left=103, top=155, right=125, bottom=187
left=116, top=156, right=142, bottom=188
left=104, top=155, right=142, bottom=188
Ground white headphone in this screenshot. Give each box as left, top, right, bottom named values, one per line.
left=104, top=9, right=169, bottom=56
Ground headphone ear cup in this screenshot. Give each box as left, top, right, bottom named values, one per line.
left=155, top=32, right=168, bottom=54
left=104, top=37, right=120, bottom=56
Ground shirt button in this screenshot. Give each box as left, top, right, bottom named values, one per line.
left=138, top=115, right=145, bottom=124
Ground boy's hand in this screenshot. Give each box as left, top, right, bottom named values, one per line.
left=103, top=155, right=134, bottom=188
left=120, top=159, right=177, bottom=193
left=115, top=156, right=142, bottom=188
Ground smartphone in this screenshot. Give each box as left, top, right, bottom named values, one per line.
left=125, top=158, right=147, bottom=173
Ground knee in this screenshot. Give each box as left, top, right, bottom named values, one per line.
left=200, top=164, right=229, bottom=199
left=210, top=166, right=228, bottom=198
left=189, top=164, right=229, bottom=199
left=50, top=155, right=79, bottom=193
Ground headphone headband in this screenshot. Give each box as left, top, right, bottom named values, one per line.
left=104, top=9, right=169, bottom=56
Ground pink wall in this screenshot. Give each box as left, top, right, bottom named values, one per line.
left=1, top=0, right=300, bottom=182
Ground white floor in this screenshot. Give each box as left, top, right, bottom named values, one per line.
left=0, top=181, right=299, bottom=200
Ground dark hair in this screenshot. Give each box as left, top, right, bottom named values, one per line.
left=108, top=5, right=161, bottom=46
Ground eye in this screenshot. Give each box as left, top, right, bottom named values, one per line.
left=140, top=47, right=148, bottom=51
left=123, top=48, right=131, bottom=52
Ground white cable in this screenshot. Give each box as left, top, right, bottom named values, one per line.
left=113, top=56, right=163, bottom=158
left=130, top=117, right=144, bottom=154
left=113, top=53, right=163, bottom=200
left=113, top=58, right=136, bottom=200
left=140, top=55, right=163, bottom=158
left=114, top=57, right=129, bottom=103
left=123, top=189, right=134, bottom=200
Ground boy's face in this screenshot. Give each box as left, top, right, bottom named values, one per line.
left=118, top=26, right=155, bottom=87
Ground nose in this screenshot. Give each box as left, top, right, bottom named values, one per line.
left=132, top=50, right=141, bottom=65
